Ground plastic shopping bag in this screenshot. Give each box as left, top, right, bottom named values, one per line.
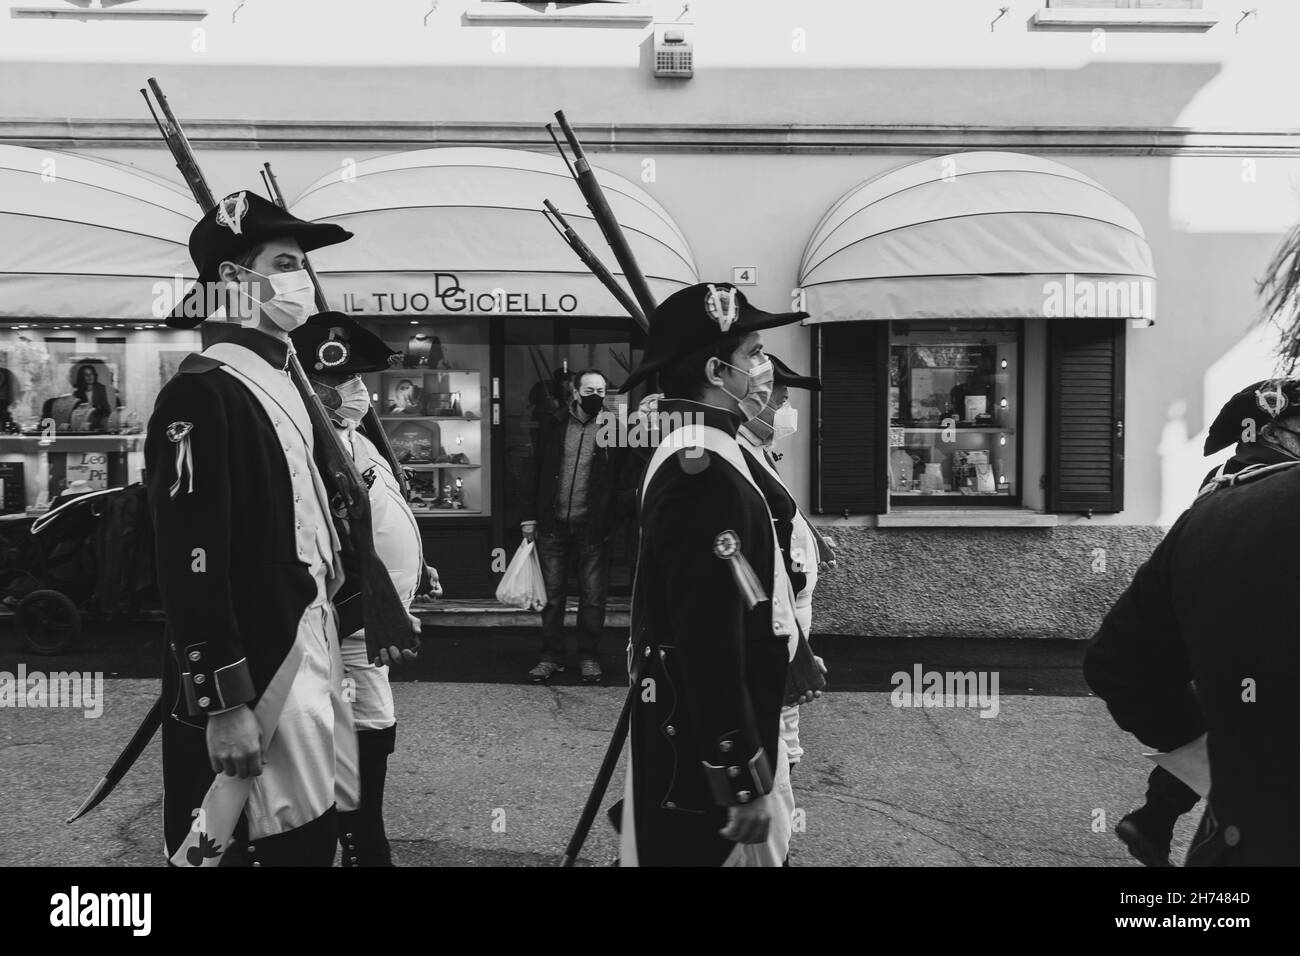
left=495, top=539, right=547, bottom=611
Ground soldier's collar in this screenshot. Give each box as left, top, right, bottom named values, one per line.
left=205, top=323, right=292, bottom=372
left=659, top=397, right=740, bottom=437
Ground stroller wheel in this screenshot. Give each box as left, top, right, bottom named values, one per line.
left=17, top=589, right=81, bottom=655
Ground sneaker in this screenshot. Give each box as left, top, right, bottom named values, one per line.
left=580, top=659, right=603, bottom=684
left=528, top=661, right=564, bottom=684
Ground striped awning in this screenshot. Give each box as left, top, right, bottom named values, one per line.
left=799, top=151, right=1157, bottom=324
left=290, top=146, right=698, bottom=318
left=0, top=145, right=197, bottom=319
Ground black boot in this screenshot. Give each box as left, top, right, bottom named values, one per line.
left=1116, top=766, right=1199, bottom=867
left=339, top=725, right=396, bottom=867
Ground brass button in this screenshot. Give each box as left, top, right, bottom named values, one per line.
left=247, top=845, right=256, bottom=854
left=188, top=650, right=201, bottom=662
left=737, top=790, right=752, bottom=804
left=727, top=766, right=740, bottom=778
left=1224, top=825, right=1241, bottom=847
left=665, top=725, right=675, bottom=736
left=193, top=674, right=206, bottom=685
left=198, top=696, right=211, bottom=708
left=643, top=647, right=651, bottom=657
left=252, top=861, right=261, bottom=867
left=719, top=740, right=733, bottom=753
left=664, top=801, right=676, bottom=810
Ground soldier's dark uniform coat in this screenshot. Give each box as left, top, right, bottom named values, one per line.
left=627, top=400, right=788, bottom=867
left=146, top=324, right=335, bottom=861
left=1083, top=461, right=1300, bottom=865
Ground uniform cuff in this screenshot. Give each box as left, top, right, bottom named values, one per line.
left=179, top=643, right=254, bottom=716
left=702, top=732, right=773, bottom=807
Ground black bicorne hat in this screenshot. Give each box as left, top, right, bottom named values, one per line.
left=167, top=190, right=352, bottom=329
left=1204, top=378, right=1300, bottom=455
left=619, top=282, right=808, bottom=392
left=768, top=353, right=821, bottom=391
left=289, top=312, right=399, bottom=377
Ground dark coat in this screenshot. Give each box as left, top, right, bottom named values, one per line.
left=520, top=405, right=635, bottom=540
left=627, top=402, right=789, bottom=866
left=1083, top=461, right=1300, bottom=865
left=145, top=326, right=323, bottom=857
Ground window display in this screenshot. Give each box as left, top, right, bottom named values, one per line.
left=0, top=325, right=200, bottom=511
left=364, top=317, right=490, bottom=516
left=888, top=321, right=1020, bottom=501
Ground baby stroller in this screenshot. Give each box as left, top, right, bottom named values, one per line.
left=0, top=483, right=156, bottom=654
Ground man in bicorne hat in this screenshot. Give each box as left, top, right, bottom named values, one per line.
left=736, top=354, right=833, bottom=783
left=616, top=282, right=807, bottom=867
left=291, top=312, right=442, bottom=866
left=146, top=190, right=361, bottom=866
left=1084, top=376, right=1300, bottom=865
left=1106, top=376, right=1300, bottom=866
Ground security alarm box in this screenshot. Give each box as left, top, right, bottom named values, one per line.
left=653, top=24, right=693, bottom=78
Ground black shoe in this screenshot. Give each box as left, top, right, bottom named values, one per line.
left=528, top=661, right=564, bottom=683
left=580, top=659, right=603, bottom=684
left=1116, top=812, right=1174, bottom=867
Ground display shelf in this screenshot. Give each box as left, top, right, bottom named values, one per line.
left=410, top=508, right=484, bottom=516
left=381, top=368, right=480, bottom=375
left=894, top=427, right=1014, bottom=435
left=404, top=463, right=481, bottom=470
left=378, top=415, right=480, bottom=422
left=0, top=435, right=142, bottom=452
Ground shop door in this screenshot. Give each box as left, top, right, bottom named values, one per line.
left=501, top=317, right=645, bottom=594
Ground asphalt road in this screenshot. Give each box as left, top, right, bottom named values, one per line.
left=0, top=620, right=1199, bottom=867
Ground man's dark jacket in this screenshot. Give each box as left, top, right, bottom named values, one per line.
left=1083, top=461, right=1300, bottom=865
left=145, top=326, right=327, bottom=858
left=520, top=404, right=636, bottom=540
left=626, top=401, right=788, bottom=866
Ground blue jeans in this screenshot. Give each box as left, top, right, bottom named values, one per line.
left=537, top=520, right=609, bottom=664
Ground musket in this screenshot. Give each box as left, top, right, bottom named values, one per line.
left=548, top=113, right=658, bottom=320
left=141, top=79, right=420, bottom=668
left=259, top=162, right=413, bottom=503
left=559, top=676, right=636, bottom=867
left=542, top=199, right=647, bottom=332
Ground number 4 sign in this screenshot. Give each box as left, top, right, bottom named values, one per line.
left=731, top=267, right=757, bottom=286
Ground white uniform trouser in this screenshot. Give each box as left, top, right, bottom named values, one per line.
left=340, top=632, right=396, bottom=730
left=246, top=591, right=360, bottom=839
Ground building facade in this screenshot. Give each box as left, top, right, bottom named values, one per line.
left=2, top=0, right=1298, bottom=634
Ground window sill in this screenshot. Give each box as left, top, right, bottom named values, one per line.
left=876, top=509, right=1059, bottom=528
left=464, top=2, right=654, bottom=24
left=1031, top=9, right=1220, bottom=31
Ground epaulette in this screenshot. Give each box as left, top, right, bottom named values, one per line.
left=178, top=353, right=223, bottom=374
left=675, top=446, right=711, bottom=475
left=1197, top=459, right=1300, bottom=500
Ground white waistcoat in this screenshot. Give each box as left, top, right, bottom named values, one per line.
left=204, top=341, right=342, bottom=594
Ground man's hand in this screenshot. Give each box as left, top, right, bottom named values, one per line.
left=425, top=564, right=443, bottom=598
left=520, top=520, right=537, bottom=542
left=373, top=613, right=421, bottom=668
left=792, top=656, right=828, bottom=706
left=206, top=706, right=263, bottom=779
left=719, top=794, right=773, bottom=844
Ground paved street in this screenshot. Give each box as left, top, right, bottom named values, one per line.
left=0, top=666, right=1200, bottom=867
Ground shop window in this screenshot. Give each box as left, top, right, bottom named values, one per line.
left=361, top=317, right=491, bottom=517
left=0, top=324, right=201, bottom=513
left=814, top=319, right=1126, bottom=517
left=888, top=321, right=1021, bottom=504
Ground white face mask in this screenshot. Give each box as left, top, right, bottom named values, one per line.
left=233, top=267, right=315, bottom=332
left=772, top=403, right=798, bottom=442
left=330, top=376, right=371, bottom=426
left=714, top=357, right=774, bottom=421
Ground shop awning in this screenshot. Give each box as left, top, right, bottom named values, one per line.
left=799, top=151, right=1156, bottom=324
left=0, top=145, right=198, bottom=320
left=290, top=146, right=698, bottom=318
